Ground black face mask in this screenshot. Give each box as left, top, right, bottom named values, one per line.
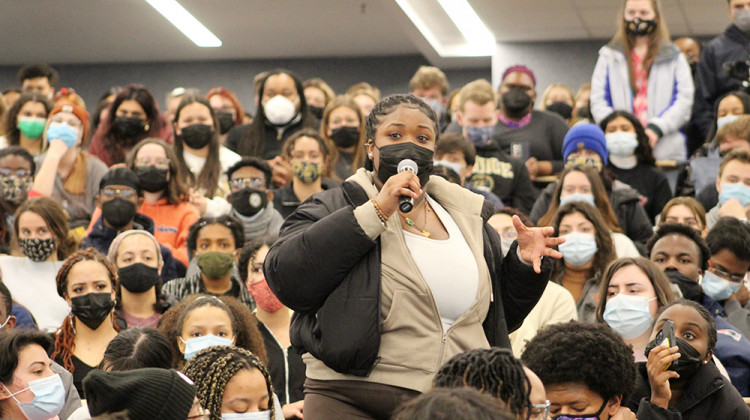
left=216, top=112, right=235, bottom=135
left=231, top=188, right=268, bottom=217
left=330, top=126, right=361, bottom=148
left=180, top=124, right=214, bottom=149
left=644, top=336, right=704, bottom=383
left=118, top=263, right=160, bottom=293
left=664, top=269, right=703, bottom=302
left=309, top=106, right=324, bottom=120
left=135, top=166, right=169, bottom=193
left=375, top=142, right=434, bottom=187
left=71, top=292, right=114, bottom=330
left=113, top=116, right=146, bottom=139
left=625, top=17, right=657, bottom=36
left=502, top=88, right=532, bottom=117
left=101, top=198, right=137, bottom=230
left=546, top=102, right=573, bottom=120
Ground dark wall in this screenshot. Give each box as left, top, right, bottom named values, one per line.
left=0, top=55, right=490, bottom=114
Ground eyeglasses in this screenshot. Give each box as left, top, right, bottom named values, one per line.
left=229, top=177, right=266, bottom=191
left=101, top=187, right=137, bottom=199
left=529, top=400, right=550, bottom=420
left=135, top=158, right=170, bottom=169
left=0, top=168, right=32, bottom=178
left=710, top=267, right=746, bottom=283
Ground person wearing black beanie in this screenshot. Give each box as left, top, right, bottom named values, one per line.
left=84, top=368, right=196, bottom=420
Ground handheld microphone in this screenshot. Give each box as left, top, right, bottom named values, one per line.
left=397, top=159, right=418, bottom=213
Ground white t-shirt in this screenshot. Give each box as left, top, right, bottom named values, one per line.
left=0, top=256, right=68, bottom=332
left=403, top=195, right=479, bottom=330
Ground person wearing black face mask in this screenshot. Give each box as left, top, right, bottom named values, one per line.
left=207, top=87, right=245, bottom=146
left=82, top=167, right=186, bottom=282
left=51, top=248, right=121, bottom=399
left=108, top=230, right=173, bottom=330
left=447, top=66, right=568, bottom=185
left=226, top=158, right=283, bottom=244
left=627, top=300, right=750, bottom=419
left=322, top=96, right=368, bottom=181
left=88, top=84, right=169, bottom=166
left=648, top=223, right=750, bottom=397
left=127, top=138, right=199, bottom=268
left=264, top=94, right=563, bottom=420
left=590, top=0, right=693, bottom=166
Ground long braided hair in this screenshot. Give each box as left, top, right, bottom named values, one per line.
left=183, top=346, right=275, bottom=420
left=433, top=348, right=531, bottom=417
left=51, top=248, right=120, bottom=372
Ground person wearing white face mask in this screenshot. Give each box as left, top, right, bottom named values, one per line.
left=550, top=201, right=618, bottom=323
left=488, top=208, right=579, bottom=357
left=0, top=330, right=67, bottom=420
left=32, top=97, right=108, bottom=231
left=596, top=258, right=676, bottom=362
left=600, top=110, right=672, bottom=222
left=225, top=70, right=318, bottom=189
left=691, top=0, right=750, bottom=142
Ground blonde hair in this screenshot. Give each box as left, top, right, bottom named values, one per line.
left=458, top=79, right=496, bottom=112
left=539, top=83, right=575, bottom=110
left=409, top=66, right=449, bottom=96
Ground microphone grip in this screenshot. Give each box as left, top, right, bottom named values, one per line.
left=399, top=195, right=414, bottom=213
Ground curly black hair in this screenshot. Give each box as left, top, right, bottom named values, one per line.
left=521, top=321, right=636, bottom=403
left=705, top=217, right=750, bottom=262
left=647, top=223, right=709, bottom=271
left=186, top=215, right=244, bottom=255
left=433, top=348, right=530, bottom=417
left=226, top=157, right=273, bottom=190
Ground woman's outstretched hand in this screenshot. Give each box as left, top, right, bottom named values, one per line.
left=513, top=215, right=564, bottom=273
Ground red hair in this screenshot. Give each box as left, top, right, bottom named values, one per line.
left=206, top=87, right=245, bottom=125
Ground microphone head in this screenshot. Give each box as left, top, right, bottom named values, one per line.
left=397, top=159, right=418, bottom=175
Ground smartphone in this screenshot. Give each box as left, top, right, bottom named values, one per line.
left=654, top=320, right=676, bottom=370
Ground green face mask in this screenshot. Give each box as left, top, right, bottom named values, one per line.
left=196, top=251, right=235, bottom=279
left=291, top=161, right=322, bottom=184
left=16, top=116, right=46, bottom=139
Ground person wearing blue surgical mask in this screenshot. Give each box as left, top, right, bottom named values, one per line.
left=160, top=294, right=267, bottom=370
left=551, top=201, right=618, bottom=323
left=600, top=111, right=671, bottom=222
left=0, top=330, right=66, bottom=420
left=596, top=258, right=676, bottom=363
left=706, top=148, right=750, bottom=229
left=537, top=165, right=648, bottom=257
left=449, top=80, right=537, bottom=213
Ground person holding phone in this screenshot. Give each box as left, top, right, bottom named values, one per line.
left=627, top=299, right=750, bottom=419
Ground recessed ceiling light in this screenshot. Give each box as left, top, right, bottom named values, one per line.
left=394, top=0, right=494, bottom=57
left=145, top=0, right=222, bottom=47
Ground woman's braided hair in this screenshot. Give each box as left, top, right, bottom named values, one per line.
left=433, top=348, right=531, bottom=417
left=51, top=248, right=120, bottom=372
left=183, top=346, right=274, bottom=420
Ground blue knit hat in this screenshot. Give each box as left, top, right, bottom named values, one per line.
left=561, top=123, right=608, bottom=166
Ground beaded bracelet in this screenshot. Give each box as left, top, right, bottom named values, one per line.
left=370, top=199, right=388, bottom=226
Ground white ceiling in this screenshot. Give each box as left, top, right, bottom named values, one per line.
left=0, top=0, right=734, bottom=68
